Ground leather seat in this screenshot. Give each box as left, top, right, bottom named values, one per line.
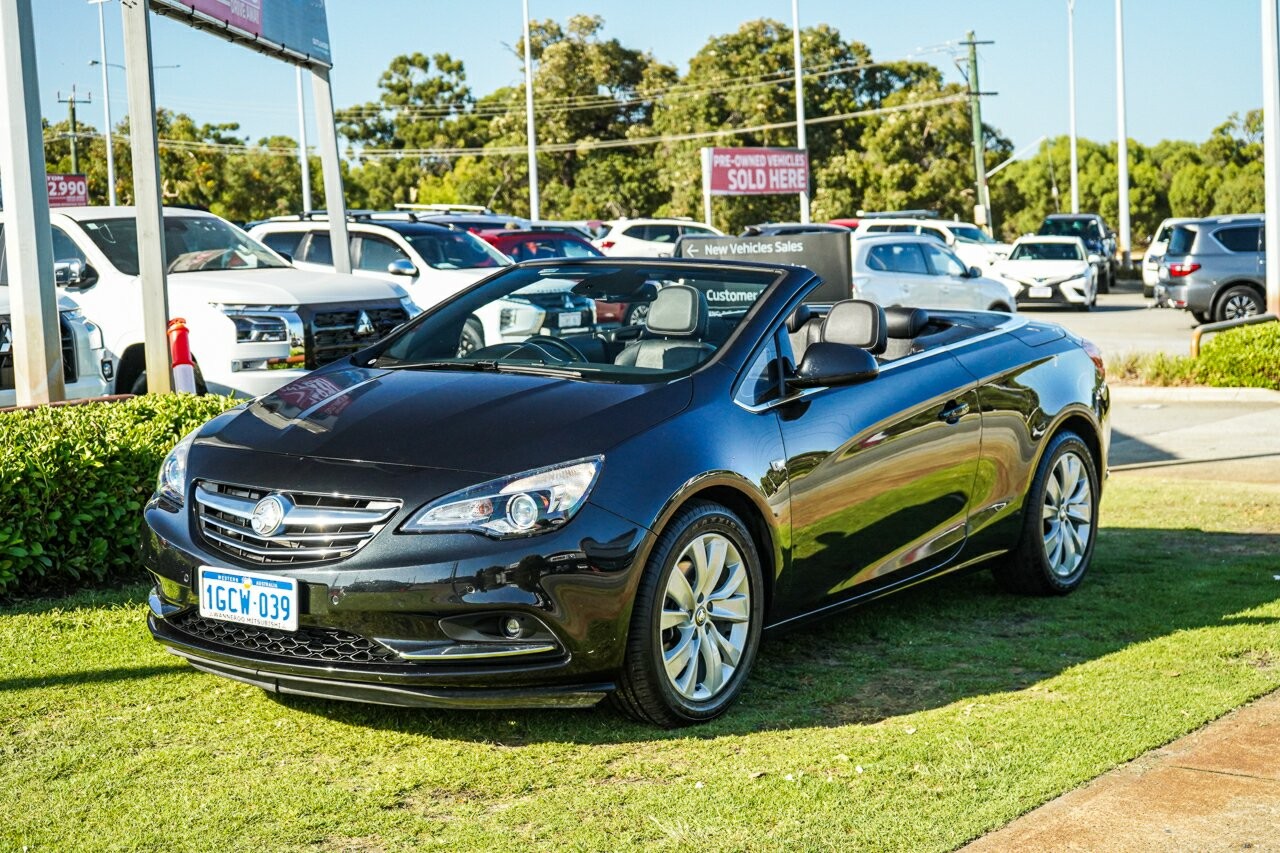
left=614, top=285, right=716, bottom=370
left=881, top=306, right=929, bottom=360
left=821, top=299, right=887, bottom=355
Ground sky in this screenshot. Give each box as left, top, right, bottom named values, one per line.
left=31, top=0, right=1265, bottom=161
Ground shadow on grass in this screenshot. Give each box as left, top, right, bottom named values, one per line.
left=0, top=664, right=189, bottom=693
left=258, top=526, right=1280, bottom=744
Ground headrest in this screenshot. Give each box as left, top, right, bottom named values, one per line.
left=821, top=299, right=887, bottom=354
left=646, top=285, right=708, bottom=338
left=884, top=306, right=930, bottom=338
left=786, top=303, right=813, bottom=333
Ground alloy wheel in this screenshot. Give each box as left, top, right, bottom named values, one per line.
left=1041, top=451, right=1093, bottom=578
left=659, top=532, right=751, bottom=702
left=1223, top=293, right=1260, bottom=321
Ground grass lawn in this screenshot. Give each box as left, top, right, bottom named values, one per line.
left=3, top=476, right=1279, bottom=851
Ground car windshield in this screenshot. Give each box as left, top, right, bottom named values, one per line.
left=1040, top=218, right=1102, bottom=240
left=404, top=230, right=511, bottom=270
left=79, top=216, right=288, bottom=276
left=1010, top=242, right=1083, bottom=261
left=950, top=225, right=996, bottom=244
left=374, top=263, right=778, bottom=383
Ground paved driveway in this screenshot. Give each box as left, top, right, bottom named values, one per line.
left=1017, top=279, right=1198, bottom=358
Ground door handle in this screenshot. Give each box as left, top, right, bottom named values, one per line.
left=939, top=401, right=970, bottom=424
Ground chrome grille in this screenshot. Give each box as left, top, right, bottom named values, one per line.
left=168, top=611, right=407, bottom=665
left=194, top=481, right=399, bottom=566
left=308, top=307, right=408, bottom=367
left=1, top=315, right=77, bottom=391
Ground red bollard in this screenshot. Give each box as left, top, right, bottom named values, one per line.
left=167, top=318, right=198, bottom=393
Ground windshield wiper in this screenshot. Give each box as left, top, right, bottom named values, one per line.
left=381, top=359, right=500, bottom=372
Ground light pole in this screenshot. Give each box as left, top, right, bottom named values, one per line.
left=88, top=0, right=115, bottom=205
left=1262, top=0, right=1280, bottom=316
left=1115, top=0, right=1131, bottom=270
left=296, top=65, right=312, bottom=213
left=521, top=0, right=540, bottom=220
left=791, top=0, right=809, bottom=223
left=1067, top=0, right=1079, bottom=214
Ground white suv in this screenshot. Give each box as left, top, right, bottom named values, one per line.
left=0, top=292, right=111, bottom=407
left=593, top=218, right=723, bottom=257
left=26, top=207, right=415, bottom=397
left=853, top=218, right=1011, bottom=272
left=852, top=234, right=1015, bottom=313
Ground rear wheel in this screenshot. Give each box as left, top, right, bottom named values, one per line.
left=1192, top=310, right=1212, bottom=325
left=992, top=431, right=1099, bottom=596
left=456, top=318, right=484, bottom=357
left=613, top=501, right=764, bottom=727
left=624, top=302, right=650, bottom=327
left=1215, top=285, right=1264, bottom=322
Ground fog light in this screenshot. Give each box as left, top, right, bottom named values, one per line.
left=502, top=616, right=524, bottom=639
left=506, top=493, right=539, bottom=530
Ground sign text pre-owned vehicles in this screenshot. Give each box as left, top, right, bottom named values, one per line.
left=144, top=258, right=1108, bottom=727
left=8, top=207, right=415, bottom=396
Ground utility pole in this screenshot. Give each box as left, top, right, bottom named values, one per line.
left=57, top=85, right=91, bottom=174
left=1115, top=0, right=1132, bottom=270
left=962, top=32, right=995, bottom=235
left=1067, top=0, right=1080, bottom=213
left=791, top=0, right=809, bottom=223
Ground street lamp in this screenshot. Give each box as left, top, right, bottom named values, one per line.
left=88, top=0, right=116, bottom=205
left=521, top=0, right=539, bottom=220
left=1066, top=0, right=1079, bottom=213
left=90, top=59, right=180, bottom=71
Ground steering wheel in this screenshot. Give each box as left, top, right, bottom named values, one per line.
left=512, top=335, right=588, bottom=363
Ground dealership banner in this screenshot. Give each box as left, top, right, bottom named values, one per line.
left=46, top=174, right=88, bottom=208
left=154, top=0, right=332, bottom=66
left=703, top=147, right=809, bottom=196
left=677, top=232, right=851, bottom=304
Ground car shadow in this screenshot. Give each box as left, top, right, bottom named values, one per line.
left=1109, top=428, right=1179, bottom=466
left=264, top=526, right=1280, bottom=744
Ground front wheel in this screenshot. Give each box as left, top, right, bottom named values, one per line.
left=992, top=431, right=1099, bottom=596
left=613, top=501, right=764, bottom=727
left=456, top=318, right=484, bottom=357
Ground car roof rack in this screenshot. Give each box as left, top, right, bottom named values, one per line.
left=394, top=203, right=495, bottom=215
left=854, top=209, right=939, bottom=220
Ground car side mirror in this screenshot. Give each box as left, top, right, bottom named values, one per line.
left=54, top=259, right=98, bottom=291
left=967, top=266, right=982, bottom=278
left=788, top=342, right=879, bottom=389
left=388, top=259, right=419, bottom=277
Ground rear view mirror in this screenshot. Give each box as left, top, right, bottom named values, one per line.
left=967, top=266, right=982, bottom=278
left=789, top=342, right=879, bottom=389
left=53, top=259, right=98, bottom=291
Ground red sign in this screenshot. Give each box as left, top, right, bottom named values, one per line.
left=47, top=174, right=88, bottom=208
left=187, top=0, right=263, bottom=35
left=705, top=147, right=809, bottom=196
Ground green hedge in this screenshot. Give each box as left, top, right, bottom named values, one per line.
left=1197, top=320, right=1280, bottom=389
left=0, top=394, right=239, bottom=599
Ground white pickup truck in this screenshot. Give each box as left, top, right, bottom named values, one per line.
left=0, top=290, right=111, bottom=408
left=8, top=207, right=416, bottom=396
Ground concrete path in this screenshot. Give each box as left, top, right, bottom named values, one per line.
left=962, top=691, right=1280, bottom=852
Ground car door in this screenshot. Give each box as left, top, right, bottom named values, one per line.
left=888, top=241, right=945, bottom=307
left=921, top=242, right=974, bottom=309
left=766, top=311, right=983, bottom=620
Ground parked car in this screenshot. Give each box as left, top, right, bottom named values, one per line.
left=533, top=220, right=606, bottom=241
left=593, top=218, right=724, bottom=257
left=0, top=207, right=414, bottom=397
left=250, top=216, right=592, bottom=353
left=1037, top=213, right=1116, bottom=293
left=0, top=292, right=111, bottom=407
left=1142, top=217, right=1193, bottom=299
left=852, top=234, right=1015, bottom=312
left=143, top=257, right=1107, bottom=726
left=740, top=222, right=851, bottom=237
left=1155, top=214, right=1267, bottom=323
left=994, top=236, right=1097, bottom=311
left=852, top=217, right=1011, bottom=273
left=477, top=229, right=602, bottom=262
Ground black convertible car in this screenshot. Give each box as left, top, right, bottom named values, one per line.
left=144, top=258, right=1110, bottom=727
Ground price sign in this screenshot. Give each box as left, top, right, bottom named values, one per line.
left=47, top=174, right=88, bottom=208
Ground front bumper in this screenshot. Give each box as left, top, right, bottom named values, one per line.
left=144, top=490, right=652, bottom=709
left=1013, top=278, right=1089, bottom=306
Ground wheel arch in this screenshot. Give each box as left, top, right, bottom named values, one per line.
left=115, top=343, right=146, bottom=395
left=1043, top=407, right=1106, bottom=494
left=1211, top=279, right=1266, bottom=318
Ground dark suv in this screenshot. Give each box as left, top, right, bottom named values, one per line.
left=1154, top=215, right=1266, bottom=323
left=1038, top=214, right=1117, bottom=293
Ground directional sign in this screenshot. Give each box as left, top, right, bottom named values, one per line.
left=677, top=231, right=852, bottom=303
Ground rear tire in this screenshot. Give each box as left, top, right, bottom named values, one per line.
left=992, top=431, right=1099, bottom=596
left=612, top=501, right=764, bottom=727
left=1192, top=310, right=1212, bottom=325
left=1214, top=285, right=1264, bottom=323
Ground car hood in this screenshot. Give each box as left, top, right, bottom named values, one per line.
left=0, top=291, right=81, bottom=315
left=996, top=259, right=1089, bottom=282
left=202, top=364, right=694, bottom=476
left=168, top=267, right=407, bottom=305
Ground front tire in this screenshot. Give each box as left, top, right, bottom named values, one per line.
left=992, top=431, right=1099, bottom=596
left=613, top=501, right=764, bottom=727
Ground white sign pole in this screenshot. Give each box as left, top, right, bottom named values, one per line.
left=121, top=0, right=172, bottom=393
left=701, top=147, right=713, bottom=228
left=522, top=0, right=540, bottom=221
left=90, top=0, right=117, bottom=206
left=310, top=64, right=352, bottom=274
left=1114, top=0, right=1131, bottom=270
left=0, top=0, right=65, bottom=405
left=1067, top=0, right=1080, bottom=214
left=296, top=65, right=313, bottom=213
left=1263, top=0, right=1280, bottom=316
left=791, top=0, right=810, bottom=224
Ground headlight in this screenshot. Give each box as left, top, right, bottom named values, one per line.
left=155, top=429, right=198, bottom=507
left=403, top=456, right=603, bottom=538
left=214, top=304, right=298, bottom=343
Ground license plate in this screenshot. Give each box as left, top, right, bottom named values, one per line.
left=557, top=312, right=582, bottom=329
left=198, top=566, right=298, bottom=632
left=1029, top=286, right=1053, bottom=298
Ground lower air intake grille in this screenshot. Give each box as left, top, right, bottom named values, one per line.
left=168, top=611, right=406, bottom=665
